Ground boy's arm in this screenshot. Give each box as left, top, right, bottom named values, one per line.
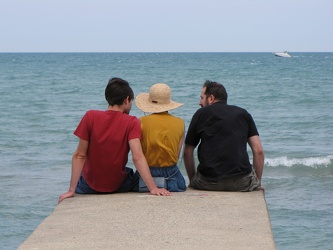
left=129, top=138, right=171, bottom=196
left=58, top=139, right=88, bottom=203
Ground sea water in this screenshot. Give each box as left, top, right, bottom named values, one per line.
left=0, top=52, right=332, bottom=250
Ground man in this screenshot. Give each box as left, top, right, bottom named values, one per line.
left=183, top=80, right=264, bottom=191
left=59, top=78, right=170, bottom=203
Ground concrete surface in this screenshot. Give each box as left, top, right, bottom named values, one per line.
left=19, top=189, right=275, bottom=250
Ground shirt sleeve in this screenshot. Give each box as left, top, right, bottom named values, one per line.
left=185, top=109, right=201, bottom=147
left=128, top=117, right=142, bottom=141
left=247, top=113, right=259, bottom=137
left=73, top=111, right=91, bottom=141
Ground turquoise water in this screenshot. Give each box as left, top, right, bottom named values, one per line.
left=0, top=53, right=332, bottom=249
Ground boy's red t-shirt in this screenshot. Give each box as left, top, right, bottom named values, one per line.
left=74, top=110, right=141, bottom=192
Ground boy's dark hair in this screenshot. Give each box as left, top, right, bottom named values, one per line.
left=105, top=77, right=134, bottom=106
left=203, top=80, right=228, bottom=102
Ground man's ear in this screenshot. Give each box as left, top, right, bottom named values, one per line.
left=208, top=94, right=215, bottom=104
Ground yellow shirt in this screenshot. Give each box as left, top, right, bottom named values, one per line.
left=140, top=112, right=184, bottom=167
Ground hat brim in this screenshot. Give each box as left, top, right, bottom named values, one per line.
left=135, top=93, right=183, bottom=113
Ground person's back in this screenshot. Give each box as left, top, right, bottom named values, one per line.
left=140, top=113, right=184, bottom=167
left=187, top=102, right=257, bottom=181
left=183, top=80, right=264, bottom=192
left=75, top=109, right=140, bottom=192
left=136, top=83, right=186, bottom=192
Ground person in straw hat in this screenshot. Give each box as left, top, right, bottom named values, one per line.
left=135, top=83, right=186, bottom=192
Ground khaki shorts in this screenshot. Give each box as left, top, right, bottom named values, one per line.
left=192, top=168, right=261, bottom=192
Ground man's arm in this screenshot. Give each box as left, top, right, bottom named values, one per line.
left=129, top=138, right=171, bottom=196
left=58, top=139, right=88, bottom=203
left=248, top=135, right=264, bottom=180
left=183, top=144, right=196, bottom=187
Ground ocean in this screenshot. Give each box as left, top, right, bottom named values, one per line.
left=0, top=52, right=332, bottom=250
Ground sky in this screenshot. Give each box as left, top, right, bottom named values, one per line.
left=1, top=0, right=332, bottom=52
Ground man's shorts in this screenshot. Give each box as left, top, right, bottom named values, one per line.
left=191, top=168, right=261, bottom=192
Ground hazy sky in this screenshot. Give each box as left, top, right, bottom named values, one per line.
left=1, top=0, right=332, bottom=52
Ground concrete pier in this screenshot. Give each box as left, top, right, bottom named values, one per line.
left=19, top=189, right=275, bottom=250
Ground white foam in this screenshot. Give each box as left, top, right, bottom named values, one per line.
left=265, top=155, right=333, bottom=168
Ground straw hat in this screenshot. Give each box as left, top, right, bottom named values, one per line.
left=135, top=83, right=183, bottom=113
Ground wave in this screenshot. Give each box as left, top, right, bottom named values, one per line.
left=264, top=155, right=333, bottom=177
left=265, top=155, right=333, bottom=168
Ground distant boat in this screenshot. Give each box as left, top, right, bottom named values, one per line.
left=274, top=51, right=291, bottom=58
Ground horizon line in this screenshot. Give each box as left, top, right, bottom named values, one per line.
left=1, top=51, right=332, bottom=53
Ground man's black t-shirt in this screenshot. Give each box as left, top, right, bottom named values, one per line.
left=185, top=101, right=259, bottom=181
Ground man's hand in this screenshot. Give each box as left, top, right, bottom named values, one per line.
left=58, top=191, right=75, bottom=203
left=149, top=188, right=172, bottom=196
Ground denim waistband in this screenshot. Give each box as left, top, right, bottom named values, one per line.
left=148, top=165, right=179, bottom=179
left=149, top=164, right=177, bottom=169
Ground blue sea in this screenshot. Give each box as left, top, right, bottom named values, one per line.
left=0, top=52, right=332, bottom=250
